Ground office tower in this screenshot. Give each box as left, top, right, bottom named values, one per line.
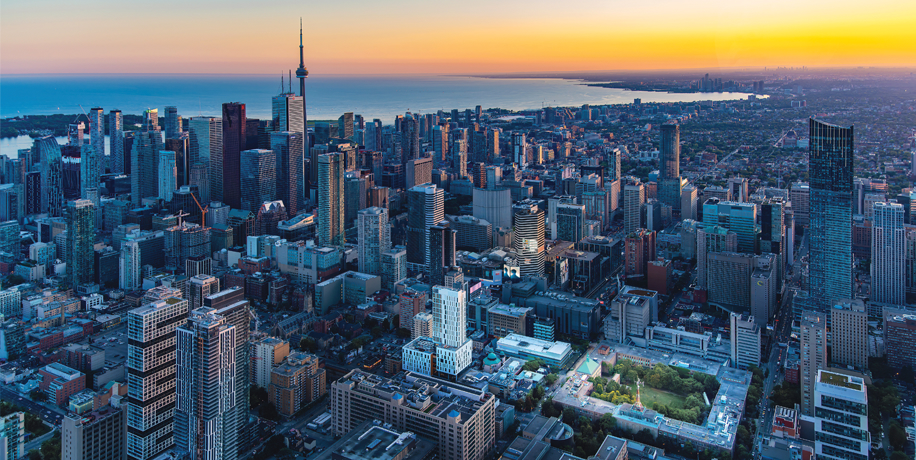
left=88, top=107, right=104, bottom=177
left=512, top=132, right=527, bottom=167
left=175, top=307, right=238, bottom=460
left=513, top=200, right=546, bottom=277
left=681, top=184, right=698, bottom=221
left=270, top=131, right=304, bottom=215
left=800, top=311, right=827, bottom=416
left=548, top=195, right=574, bottom=240
left=790, top=182, right=810, bottom=227
left=702, top=198, right=758, bottom=253
left=808, top=119, right=854, bottom=311
left=109, top=110, right=124, bottom=174
left=357, top=207, right=390, bottom=276
left=344, top=174, right=367, bottom=228
left=338, top=112, right=354, bottom=140
left=295, top=21, right=309, bottom=148
left=473, top=188, right=512, bottom=230
left=127, top=297, right=189, bottom=460
left=1, top=412, right=25, bottom=460
left=623, top=180, right=645, bottom=234
left=760, top=199, right=786, bottom=284
left=131, top=129, right=164, bottom=205
left=66, top=199, right=96, bottom=287
left=406, top=157, right=433, bottom=189
left=381, top=248, right=407, bottom=292
left=189, top=274, right=220, bottom=309
left=239, top=149, right=276, bottom=212
left=164, top=106, right=181, bottom=138
left=34, top=136, right=64, bottom=217
left=164, top=136, right=190, bottom=188
left=62, top=406, right=126, bottom=460
left=272, top=93, right=304, bottom=137
left=189, top=117, right=223, bottom=202
left=119, top=240, right=141, bottom=290
left=729, top=313, right=761, bottom=370
left=727, top=177, right=749, bottom=203
left=400, top=117, right=420, bottom=163
left=268, top=352, right=326, bottom=417
left=696, top=225, right=738, bottom=289
left=872, top=201, right=905, bottom=305
left=556, top=202, right=586, bottom=243
left=251, top=337, right=289, bottom=389
left=813, top=370, right=869, bottom=460
left=221, top=103, right=246, bottom=209
left=428, top=221, right=457, bottom=287
left=158, top=150, right=177, bottom=202
left=657, top=123, right=681, bottom=211
left=406, top=184, right=445, bottom=271
left=886, top=311, right=916, bottom=370
left=625, top=229, right=656, bottom=278
left=831, top=299, right=867, bottom=369
left=318, top=152, right=346, bottom=247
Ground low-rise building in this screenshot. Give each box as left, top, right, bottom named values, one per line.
left=496, top=333, right=574, bottom=369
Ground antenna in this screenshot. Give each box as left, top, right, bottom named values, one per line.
left=289, top=70, right=292, bottom=93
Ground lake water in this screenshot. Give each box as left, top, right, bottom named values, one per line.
left=1, top=74, right=753, bottom=157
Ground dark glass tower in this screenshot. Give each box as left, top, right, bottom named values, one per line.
left=222, top=102, right=246, bottom=209
left=807, top=118, right=854, bottom=311
left=658, top=123, right=682, bottom=211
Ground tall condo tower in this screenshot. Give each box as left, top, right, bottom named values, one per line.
left=318, top=152, right=345, bottom=247
left=221, top=103, right=246, bottom=209
left=88, top=107, right=105, bottom=179
left=658, top=123, right=682, bottom=212
left=807, top=118, right=853, bottom=312
left=110, top=110, right=124, bottom=174
left=871, top=201, right=905, bottom=305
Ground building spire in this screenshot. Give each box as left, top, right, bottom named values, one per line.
left=299, top=18, right=304, bottom=69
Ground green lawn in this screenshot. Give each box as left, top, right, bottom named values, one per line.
left=625, top=385, right=687, bottom=409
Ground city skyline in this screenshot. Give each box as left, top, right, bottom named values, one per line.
left=2, top=0, right=916, bottom=75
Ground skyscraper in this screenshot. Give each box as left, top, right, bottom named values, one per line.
left=813, top=370, right=869, bottom=460
left=66, top=199, right=96, bottom=287
left=556, top=202, right=586, bottom=243
left=808, top=118, right=854, bottom=311
left=400, top=116, right=420, bottom=164
left=428, top=220, right=457, bottom=287
left=702, top=198, right=758, bottom=253
left=35, top=136, right=63, bottom=217
left=318, top=152, right=345, bottom=247
left=127, top=297, right=189, bottom=460
left=131, top=129, right=164, bottom=206
left=357, top=207, right=390, bottom=276
left=189, top=117, right=222, bottom=203
left=175, top=307, right=238, bottom=460
left=800, top=311, right=827, bottom=416
left=406, top=184, right=445, bottom=272
left=623, top=180, right=645, bottom=234
left=272, top=93, right=304, bottom=139
left=221, top=103, right=246, bottom=209
left=119, top=240, right=141, bottom=291
left=88, top=107, right=105, bottom=178
left=338, top=112, right=354, bottom=140
left=658, top=123, right=682, bottom=211
left=512, top=132, right=527, bottom=168
left=164, top=106, right=182, bottom=139
left=830, top=299, right=868, bottom=369
left=872, top=201, right=905, bottom=305
left=270, top=131, right=305, bottom=215
left=240, top=149, right=276, bottom=212
left=158, top=150, right=177, bottom=202
left=513, top=200, right=546, bottom=277
left=110, top=110, right=124, bottom=174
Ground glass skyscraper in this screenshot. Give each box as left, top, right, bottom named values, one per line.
left=221, top=103, right=246, bottom=209
left=270, top=131, right=304, bottom=215
left=807, top=118, right=854, bottom=311
left=239, top=149, right=276, bottom=212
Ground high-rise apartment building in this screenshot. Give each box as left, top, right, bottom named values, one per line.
left=760, top=198, right=786, bottom=284
left=403, top=286, right=473, bottom=380
left=871, top=201, right=905, bottom=305
left=790, top=182, right=810, bottom=227
left=318, top=152, right=346, bottom=247
left=271, top=131, right=305, bottom=215
left=158, top=150, right=177, bottom=202
left=330, top=370, right=496, bottom=460
left=696, top=225, right=738, bottom=290
left=884, top=310, right=916, bottom=370
left=188, top=274, right=220, bottom=309
left=658, top=123, right=682, bottom=211
left=808, top=119, right=854, bottom=311
left=681, top=184, right=698, bottom=221
left=512, top=132, right=527, bottom=168
left=62, top=406, right=126, bottom=460
left=240, top=149, right=276, bottom=212
left=131, top=129, right=164, bottom=206
left=357, top=207, right=391, bottom=276
left=399, top=290, right=427, bottom=329
left=400, top=116, right=420, bottom=163
left=126, top=297, right=189, bottom=460
left=175, top=307, right=238, bottom=460
left=251, top=337, right=289, bottom=389
left=0, top=412, right=25, bottom=460
left=268, top=352, right=326, bottom=418
left=813, top=370, right=869, bottom=460
left=381, top=248, right=407, bottom=292
left=35, top=136, right=63, bottom=217
left=110, top=110, right=124, bottom=174
left=623, top=180, right=645, bottom=234
left=428, top=220, right=457, bottom=287
left=221, top=103, right=246, bottom=209
left=119, top=240, right=141, bottom=291
left=406, top=184, right=445, bottom=271
left=830, top=299, right=867, bottom=369
left=729, top=313, right=760, bottom=370
left=556, top=202, right=586, bottom=243
left=800, top=311, right=827, bottom=416
left=66, top=199, right=96, bottom=287
left=513, top=200, right=545, bottom=277
left=625, top=229, right=656, bottom=278
left=406, top=157, right=433, bottom=189
left=88, top=107, right=104, bottom=176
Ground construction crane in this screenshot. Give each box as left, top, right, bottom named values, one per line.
left=188, top=190, right=210, bottom=228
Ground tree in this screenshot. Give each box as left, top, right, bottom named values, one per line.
left=40, top=432, right=61, bottom=460
left=523, top=359, right=546, bottom=372
left=30, top=390, right=47, bottom=402
left=260, top=402, right=281, bottom=421
left=27, top=450, right=41, bottom=460
left=890, top=451, right=908, bottom=460
left=544, top=373, right=559, bottom=386
left=396, top=328, right=412, bottom=338
left=250, top=386, right=268, bottom=409
left=299, top=337, right=318, bottom=352
left=888, top=421, right=907, bottom=451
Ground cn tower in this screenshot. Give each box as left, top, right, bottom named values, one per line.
left=295, top=18, right=310, bottom=147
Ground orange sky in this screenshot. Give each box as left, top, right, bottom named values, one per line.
left=2, top=0, right=914, bottom=74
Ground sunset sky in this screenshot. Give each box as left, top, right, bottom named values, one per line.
left=2, top=0, right=914, bottom=75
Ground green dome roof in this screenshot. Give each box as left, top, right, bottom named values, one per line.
left=483, top=353, right=500, bottom=365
